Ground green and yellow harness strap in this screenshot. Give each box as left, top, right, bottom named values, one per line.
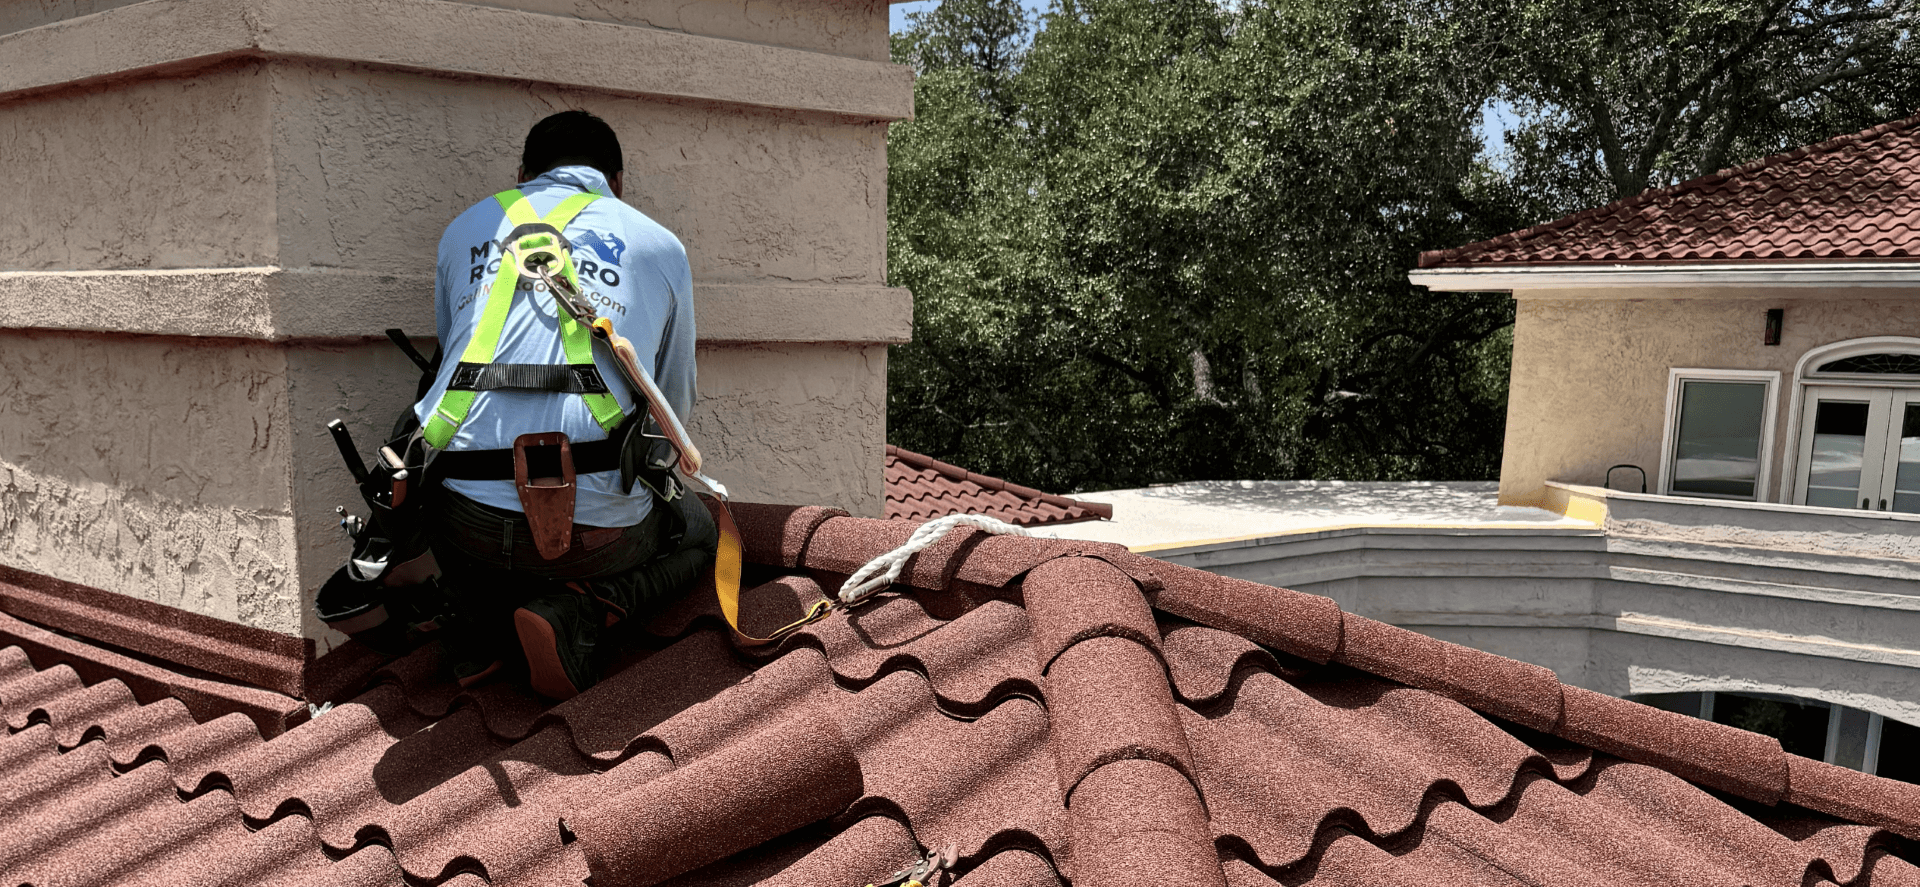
left=424, top=189, right=624, bottom=449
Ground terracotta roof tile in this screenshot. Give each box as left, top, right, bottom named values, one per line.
left=885, top=446, right=1113, bottom=526
left=1419, top=114, right=1920, bottom=268
left=4, top=507, right=1918, bottom=885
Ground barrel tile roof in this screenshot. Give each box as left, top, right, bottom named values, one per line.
left=3, top=501, right=1918, bottom=886
left=1419, top=114, right=1920, bottom=268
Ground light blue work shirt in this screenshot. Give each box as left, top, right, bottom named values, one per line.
left=413, top=166, right=696, bottom=528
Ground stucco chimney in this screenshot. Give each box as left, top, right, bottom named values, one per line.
left=0, top=0, right=913, bottom=698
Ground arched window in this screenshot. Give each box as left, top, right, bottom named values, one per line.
left=1779, top=338, right=1920, bottom=509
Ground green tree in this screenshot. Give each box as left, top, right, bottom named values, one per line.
left=1496, top=0, right=1920, bottom=210
left=888, top=0, right=1920, bottom=493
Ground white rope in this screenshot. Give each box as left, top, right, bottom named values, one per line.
left=839, top=513, right=1032, bottom=605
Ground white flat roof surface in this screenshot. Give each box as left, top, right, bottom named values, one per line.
left=1040, top=480, right=1594, bottom=551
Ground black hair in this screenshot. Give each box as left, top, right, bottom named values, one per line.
left=520, top=110, right=623, bottom=179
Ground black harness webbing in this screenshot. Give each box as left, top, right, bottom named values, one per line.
left=447, top=361, right=612, bottom=394
left=433, top=435, right=623, bottom=480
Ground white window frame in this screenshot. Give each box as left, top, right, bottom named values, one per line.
left=1776, top=336, right=1920, bottom=503
left=1658, top=368, right=1782, bottom=501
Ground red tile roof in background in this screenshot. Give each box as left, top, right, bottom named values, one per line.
left=1420, top=114, right=1920, bottom=268
left=5, top=502, right=1920, bottom=886
left=886, top=446, right=1112, bottom=526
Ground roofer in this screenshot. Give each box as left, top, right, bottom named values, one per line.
left=409, top=110, right=717, bottom=699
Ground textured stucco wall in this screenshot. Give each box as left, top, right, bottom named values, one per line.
left=691, top=344, right=889, bottom=512
left=0, top=330, right=301, bottom=632
left=0, top=1, right=147, bottom=38
left=463, top=0, right=890, bottom=61
left=268, top=62, right=889, bottom=284
left=0, top=61, right=274, bottom=271
left=1502, top=291, right=1920, bottom=504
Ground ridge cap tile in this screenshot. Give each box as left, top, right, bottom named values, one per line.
left=1555, top=685, right=1788, bottom=804
left=572, top=705, right=864, bottom=887
left=1022, top=557, right=1162, bottom=673
left=1784, top=754, right=1920, bottom=841
left=1045, top=635, right=1196, bottom=799
left=1146, top=565, right=1342, bottom=664
left=1331, top=613, right=1563, bottom=733
left=731, top=502, right=851, bottom=568
left=1066, top=759, right=1226, bottom=887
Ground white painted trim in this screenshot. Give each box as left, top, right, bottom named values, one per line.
left=1408, top=262, right=1920, bottom=291
left=1658, top=369, right=1781, bottom=501
left=1777, top=337, right=1920, bottom=502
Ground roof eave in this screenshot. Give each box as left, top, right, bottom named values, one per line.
left=1409, top=261, right=1920, bottom=292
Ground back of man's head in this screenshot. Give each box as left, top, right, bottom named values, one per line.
left=521, top=110, right=623, bottom=180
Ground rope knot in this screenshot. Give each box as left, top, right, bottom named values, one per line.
left=838, top=514, right=1032, bottom=605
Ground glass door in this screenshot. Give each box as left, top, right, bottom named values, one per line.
left=1794, top=387, right=1893, bottom=509
left=1877, top=391, right=1920, bottom=513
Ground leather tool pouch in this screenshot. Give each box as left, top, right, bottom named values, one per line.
left=514, top=432, right=577, bottom=560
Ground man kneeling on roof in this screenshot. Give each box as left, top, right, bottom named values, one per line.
left=410, top=110, right=717, bottom=699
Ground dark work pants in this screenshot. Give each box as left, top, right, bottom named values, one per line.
left=427, top=486, right=719, bottom=666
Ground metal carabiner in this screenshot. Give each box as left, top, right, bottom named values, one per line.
left=864, top=846, right=956, bottom=887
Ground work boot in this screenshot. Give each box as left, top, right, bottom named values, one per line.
left=514, top=586, right=602, bottom=700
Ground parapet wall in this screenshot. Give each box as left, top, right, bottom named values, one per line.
left=0, top=0, right=914, bottom=693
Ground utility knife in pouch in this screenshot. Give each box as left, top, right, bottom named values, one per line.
left=514, top=432, right=576, bottom=560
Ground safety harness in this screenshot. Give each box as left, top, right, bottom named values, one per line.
left=424, top=190, right=623, bottom=448
left=325, top=187, right=1028, bottom=657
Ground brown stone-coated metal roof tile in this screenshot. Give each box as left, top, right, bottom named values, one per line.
left=835, top=670, right=1065, bottom=861
left=1022, top=557, right=1161, bottom=673
left=0, top=609, right=298, bottom=738
left=1160, top=622, right=1284, bottom=706
left=1333, top=613, right=1564, bottom=733
left=1556, top=685, right=1789, bottom=804
left=1785, top=754, right=1920, bottom=841
left=572, top=707, right=863, bottom=887
left=885, top=446, right=1112, bottom=526
left=8, top=506, right=1920, bottom=886
left=1066, top=759, right=1225, bottom=887
left=1419, top=114, right=1920, bottom=268
left=1192, top=668, right=1546, bottom=869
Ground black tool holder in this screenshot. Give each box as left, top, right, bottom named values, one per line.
left=315, top=418, right=452, bottom=655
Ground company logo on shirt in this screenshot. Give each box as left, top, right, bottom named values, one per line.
left=572, top=230, right=627, bottom=266
left=465, top=234, right=624, bottom=289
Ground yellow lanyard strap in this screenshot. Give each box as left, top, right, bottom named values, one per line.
left=708, top=497, right=835, bottom=647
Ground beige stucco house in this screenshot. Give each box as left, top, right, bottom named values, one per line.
left=1411, top=119, right=1920, bottom=513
